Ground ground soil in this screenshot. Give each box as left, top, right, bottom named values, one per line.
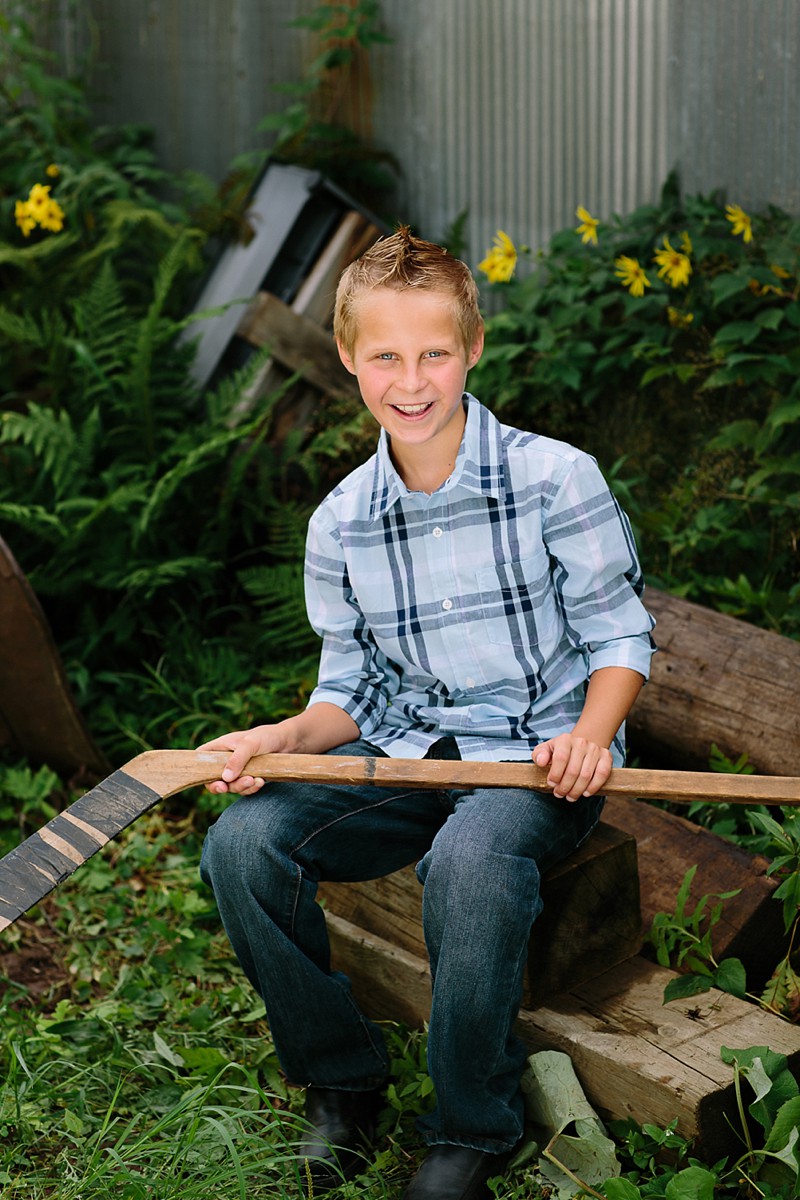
left=0, top=906, right=72, bottom=1006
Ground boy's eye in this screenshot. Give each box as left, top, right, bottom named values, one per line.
left=377, top=352, right=395, bottom=360
left=426, top=350, right=446, bottom=359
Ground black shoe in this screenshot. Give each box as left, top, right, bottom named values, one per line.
left=298, top=1085, right=383, bottom=1194
left=401, top=1143, right=515, bottom=1200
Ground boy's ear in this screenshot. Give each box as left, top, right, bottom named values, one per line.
left=336, top=339, right=357, bottom=375
left=467, top=325, right=485, bottom=370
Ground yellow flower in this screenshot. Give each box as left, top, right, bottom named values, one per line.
left=725, top=203, right=753, bottom=243
left=478, top=230, right=517, bottom=283
left=667, top=306, right=694, bottom=329
left=27, top=182, right=52, bottom=215
left=614, top=255, right=651, bottom=298
left=46, top=163, right=60, bottom=178
left=575, top=205, right=599, bottom=245
left=38, top=198, right=65, bottom=233
left=680, top=230, right=692, bottom=256
left=770, top=263, right=791, bottom=280
left=653, top=236, right=692, bottom=288
left=15, top=199, right=36, bottom=237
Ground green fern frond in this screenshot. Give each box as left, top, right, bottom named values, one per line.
left=0, top=403, right=83, bottom=498
left=137, top=414, right=264, bottom=539
left=72, top=259, right=127, bottom=336
left=128, top=229, right=201, bottom=456
left=0, top=501, right=66, bottom=541
left=0, top=232, right=80, bottom=268
left=238, top=563, right=317, bottom=655
left=0, top=306, right=46, bottom=346
left=113, top=556, right=219, bottom=600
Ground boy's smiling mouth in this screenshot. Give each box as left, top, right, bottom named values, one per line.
left=391, top=401, right=434, bottom=416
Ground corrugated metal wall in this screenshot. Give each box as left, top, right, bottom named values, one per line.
left=668, top=0, right=800, bottom=216
left=371, top=0, right=671, bottom=264
left=34, top=0, right=800, bottom=270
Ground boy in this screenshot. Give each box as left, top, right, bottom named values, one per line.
left=199, top=228, right=655, bottom=1200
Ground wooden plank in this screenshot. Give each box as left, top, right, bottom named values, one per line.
left=290, top=209, right=383, bottom=326
left=321, top=821, right=642, bottom=1005
left=323, top=916, right=800, bottom=1160
left=630, top=588, right=800, bottom=775
left=0, top=536, right=107, bottom=778
left=233, top=209, right=381, bottom=413
left=236, top=291, right=359, bottom=400
left=518, top=956, right=800, bottom=1159
left=603, top=795, right=786, bottom=986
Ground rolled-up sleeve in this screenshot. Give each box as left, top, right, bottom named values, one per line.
left=543, top=454, right=656, bottom=680
left=303, top=508, right=398, bottom=735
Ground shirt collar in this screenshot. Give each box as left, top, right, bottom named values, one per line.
left=368, top=394, right=507, bottom=521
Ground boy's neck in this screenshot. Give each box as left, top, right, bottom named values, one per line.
left=389, top=409, right=466, bottom=494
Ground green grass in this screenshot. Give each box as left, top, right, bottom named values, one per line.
left=0, top=810, right=457, bottom=1199
left=3, top=795, right=797, bottom=1199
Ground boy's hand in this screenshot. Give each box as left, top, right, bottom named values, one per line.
left=532, top=734, right=612, bottom=802
left=198, top=725, right=286, bottom=796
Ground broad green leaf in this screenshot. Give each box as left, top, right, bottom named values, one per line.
left=708, top=271, right=752, bottom=304
left=713, top=321, right=762, bottom=346
left=712, top=957, right=747, bottom=999
left=765, top=1095, right=800, bottom=1173
left=520, top=1051, right=621, bottom=1198
left=663, top=974, right=713, bottom=1003
left=721, top=1046, right=799, bottom=1134
left=664, top=1165, right=717, bottom=1200
left=603, top=1179, right=642, bottom=1200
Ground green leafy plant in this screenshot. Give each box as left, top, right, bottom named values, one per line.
left=647, top=864, right=748, bottom=1004
left=470, top=176, right=800, bottom=638
left=238, top=0, right=398, bottom=215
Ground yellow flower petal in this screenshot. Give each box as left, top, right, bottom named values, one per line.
left=725, top=203, right=753, bottom=243
left=478, top=230, right=518, bottom=283
left=575, top=205, right=599, bottom=245
left=614, top=255, right=651, bottom=298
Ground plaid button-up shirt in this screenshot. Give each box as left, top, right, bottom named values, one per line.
left=304, top=394, right=655, bottom=764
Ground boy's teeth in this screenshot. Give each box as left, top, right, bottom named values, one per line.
left=395, top=402, right=430, bottom=413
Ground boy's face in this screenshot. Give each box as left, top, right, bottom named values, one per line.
left=337, top=287, right=484, bottom=481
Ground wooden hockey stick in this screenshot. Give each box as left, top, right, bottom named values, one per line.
left=2, top=749, right=799, bottom=932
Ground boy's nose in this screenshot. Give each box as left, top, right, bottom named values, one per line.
left=398, top=365, right=425, bottom=392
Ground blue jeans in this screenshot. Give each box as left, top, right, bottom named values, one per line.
left=199, top=738, right=603, bottom=1153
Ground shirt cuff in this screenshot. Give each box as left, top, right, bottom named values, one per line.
left=306, top=686, right=386, bottom=738
left=587, top=633, right=656, bottom=680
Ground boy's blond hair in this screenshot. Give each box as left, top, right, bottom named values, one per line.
left=334, top=226, right=482, bottom=358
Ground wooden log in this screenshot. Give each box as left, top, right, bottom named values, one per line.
left=323, top=915, right=800, bottom=1160
left=630, top=588, right=800, bottom=775
left=0, top=536, right=107, bottom=778
left=321, top=820, right=642, bottom=1006
left=603, top=795, right=786, bottom=987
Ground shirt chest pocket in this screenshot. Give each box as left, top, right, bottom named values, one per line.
left=475, top=551, right=556, bottom=649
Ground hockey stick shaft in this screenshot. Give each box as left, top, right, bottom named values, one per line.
left=2, top=749, right=798, bottom=931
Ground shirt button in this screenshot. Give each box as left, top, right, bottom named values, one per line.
left=442, top=598, right=453, bottom=611
left=432, top=526, right=443, bottom=538
left=466, top=677, right=476, bottom=688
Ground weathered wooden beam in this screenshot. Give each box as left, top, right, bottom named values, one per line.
left=603, top=795, right=787, bottom=986
left=2, top=751, right=800, bottom=932
left=236, top=291, right=359, bottom=401
left=321, top=821, right=642, bottom=1006
left=324, top=915, right=800, bottom=1160
left=630, top=588, right=800, bottom=776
